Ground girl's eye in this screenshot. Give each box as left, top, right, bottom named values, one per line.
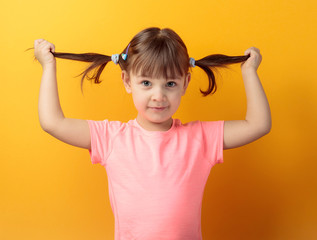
left=166, top=82, right=176, bottom=87
left=141, top=81, right=151, bottom=86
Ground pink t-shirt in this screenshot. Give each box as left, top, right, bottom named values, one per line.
left=87, top=118, right=224, bottom=240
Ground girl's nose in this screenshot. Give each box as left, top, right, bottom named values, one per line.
left=151, top=88, right=166, bottom=102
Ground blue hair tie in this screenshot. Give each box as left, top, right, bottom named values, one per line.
left=121, top=43, right=131, bottom=61
left=111, top=43, right=131, bottom=64
left=189, top=57, right=196, bottom=68
left=111, top=54, right=120, bottom=65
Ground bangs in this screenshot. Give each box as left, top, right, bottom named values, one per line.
left=130, top=38, right=188, bottom=80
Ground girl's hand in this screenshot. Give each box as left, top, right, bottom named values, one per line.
left=34, top=39, right=56, bottom=67
left=241, top=47, right=262, bottom=72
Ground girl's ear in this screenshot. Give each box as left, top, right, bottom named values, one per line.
left=182, top=72, right=191, bottom=96
left=121, top=70, right=132, bottom=94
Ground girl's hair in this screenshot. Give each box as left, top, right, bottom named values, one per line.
left=28, top=27, right=250, bottom=96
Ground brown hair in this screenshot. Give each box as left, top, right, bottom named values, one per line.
left=28, top=27, right=250, bottom=96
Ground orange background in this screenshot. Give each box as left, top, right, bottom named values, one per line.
left=1, top=0, right=317, bottom=239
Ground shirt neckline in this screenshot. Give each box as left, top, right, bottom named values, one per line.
left=132, top=118, right=177, bottom=137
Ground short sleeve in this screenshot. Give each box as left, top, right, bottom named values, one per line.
left=200, top=120, right=224, bottom=165
left=87, top=119, right=125, bottom=165
left=87, top=120, right=106, bottom=165
left=86, top=120, right=112, bottom=165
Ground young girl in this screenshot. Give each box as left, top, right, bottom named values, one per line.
left=32, top=27, right=271, bottom=240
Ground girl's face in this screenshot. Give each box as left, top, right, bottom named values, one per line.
left=121, top=70, right=191, bottom=131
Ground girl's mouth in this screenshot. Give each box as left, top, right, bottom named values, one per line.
left=149, top=107, right=167, bottom=111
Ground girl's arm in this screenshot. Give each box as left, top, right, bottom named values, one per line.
left=35, top=39, right=91, bottom=150
left=223, top=47, right=271, bottom=150
left=34, top=39, right=64, bottom=130
left=38, top=62, right=64, bottom=130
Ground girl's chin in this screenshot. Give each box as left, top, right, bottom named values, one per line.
left=138, top=114, right=172, bottom=124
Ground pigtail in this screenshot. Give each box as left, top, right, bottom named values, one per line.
left=195, top=54, right=250, bottom=96
left=51, top=52, right=113, bottom=94
left=26, top=46, right=116, bottom=95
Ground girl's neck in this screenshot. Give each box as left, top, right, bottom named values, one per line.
left=136, top=115, right=173, bottom=132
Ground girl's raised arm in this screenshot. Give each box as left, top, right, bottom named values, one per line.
left=35, top=39, right=91, bottom=150
left=223, top=47, right=271, bottom=150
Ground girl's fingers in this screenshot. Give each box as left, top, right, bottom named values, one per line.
left=244, top=47, right=260, bottom=57
left=241, top=47, right=262, bottom=70
left=35, top=38, right=44, bottom=43
left=34, top=39, right=48, bottom=48
left=34, top=39, right=55, bottom=53
left=34, top=39, right=43, bottom=48
left=50, top=43, right=55, bottom=53
left=34, top=40, right=39, bottom=47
